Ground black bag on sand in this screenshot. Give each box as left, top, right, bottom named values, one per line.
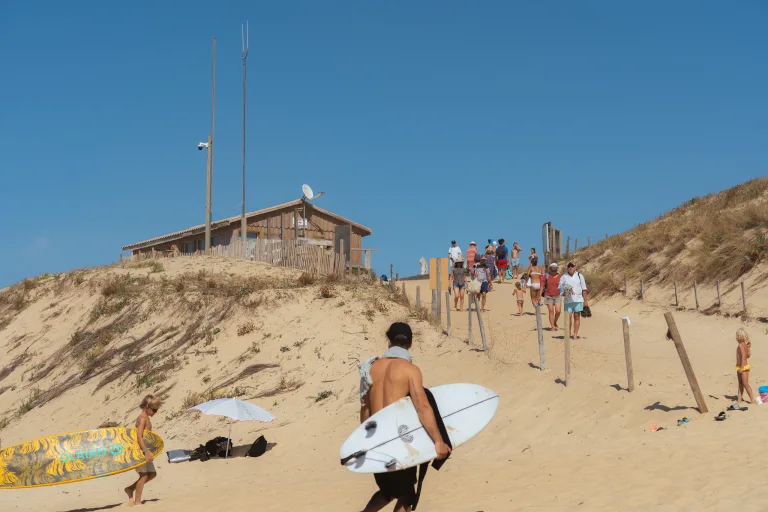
left=190, top=444, right=210, bottom=462
left=246, top=436, right=268, bottom=457
left=205, top=436, right=232, bottom=458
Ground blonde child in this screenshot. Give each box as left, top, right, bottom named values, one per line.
left=513, top=281, right=525, bottom=316
left=125, top=394, right=162, bottom=506
left=736, top=328, right=756, bottom=404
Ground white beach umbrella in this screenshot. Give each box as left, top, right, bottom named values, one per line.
left=187, top=398, right=276, bottom=457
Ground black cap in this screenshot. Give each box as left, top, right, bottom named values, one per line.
left=567, top=262, right=576, bottom=268
left=451, top=240, right=456, bottom=244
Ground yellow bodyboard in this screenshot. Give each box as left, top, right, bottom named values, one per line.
left=0, top=427, right=164, bottom=489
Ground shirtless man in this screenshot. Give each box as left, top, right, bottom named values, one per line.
left=510, top=242, right=522, bottom=279
left=359, top=323, right=451, bottom=512
left=125, top=395, right=161, bottom=506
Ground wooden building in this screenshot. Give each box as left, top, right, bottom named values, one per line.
left=122, top=199, right=372, bottom=266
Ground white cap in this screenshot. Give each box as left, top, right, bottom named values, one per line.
left=549, top=262, right=559, bottom=269
left=469, top=241, right=476, bottom=245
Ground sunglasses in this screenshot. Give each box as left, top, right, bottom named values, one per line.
left=150, top=408, right=158, bottom=413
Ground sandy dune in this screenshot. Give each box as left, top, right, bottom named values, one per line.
left=1, top=258, right=767, bottom=511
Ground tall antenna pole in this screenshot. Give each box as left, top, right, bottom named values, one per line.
left=240, top=23, right=249, bottom=256
left=205, top=37, right=216, bottom=251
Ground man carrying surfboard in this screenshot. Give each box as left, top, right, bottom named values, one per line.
left=358, top=322, right=451, bottom=512
left=125, top=394, right=162, bottom=506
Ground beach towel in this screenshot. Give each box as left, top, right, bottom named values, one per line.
left=359, top=346, right=412, bottom=403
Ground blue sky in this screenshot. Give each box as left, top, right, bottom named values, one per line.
left=1, top=1, right=766, bottom=287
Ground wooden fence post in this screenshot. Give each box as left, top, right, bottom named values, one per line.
left=674, top=281, right=679, bottom=307
left=693, top=280, right=699, bottom=309
left=390, top=264, right=393, bottom=284
left=587, top=236, right=591, bottom=246
left=416, top=286, right=421, bottom=309
left=563, top=308, right=571, bottom=386
left=664, top=312, right=708, bottom=413
left=432, top=289, right=438, bottom=321
left=445, top=292, right=451, bottom=337
left=575, top=238, right=578, bottom=251
left=436, top=259, right=442, bottom=321
left=741, top=282, right=747, bottom=312
left=566, top=236, right=570, bottom=257
left=716, top=280, right=721, bottom=307
left=622, top=318, right=634, bottom=392
left=467, top=297, right=473, bottom=346
left=474, top=296, right=488, bottom=351
left=535, top=303, right=546, bottom=370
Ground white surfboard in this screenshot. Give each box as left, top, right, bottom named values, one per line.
left=340, top=383, right=498, bottom=473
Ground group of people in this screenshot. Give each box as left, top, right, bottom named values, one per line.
left=447, top=240, right=589, bottom=339
left=448, top=239, right=523, bottom=312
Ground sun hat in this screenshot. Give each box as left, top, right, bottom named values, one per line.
left=469, top=241, right=476, bottom=245
left=549, top=263, right=559, bottom=269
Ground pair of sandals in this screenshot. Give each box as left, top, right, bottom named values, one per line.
left=716, top=403, right=749, bottom=421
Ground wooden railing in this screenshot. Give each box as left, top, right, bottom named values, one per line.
left=127, top=239, right=349, bottom=278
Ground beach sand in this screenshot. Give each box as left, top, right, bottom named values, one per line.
left=1, top=258, right=767, bottom=511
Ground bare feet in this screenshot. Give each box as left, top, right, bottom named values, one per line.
left=125, top=487, right=135, bottom=505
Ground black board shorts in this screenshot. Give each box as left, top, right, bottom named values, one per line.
left=374, top=467, right=417, bottom=503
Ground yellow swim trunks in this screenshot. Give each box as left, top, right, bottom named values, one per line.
left=736, top=365, right=752, bottom=372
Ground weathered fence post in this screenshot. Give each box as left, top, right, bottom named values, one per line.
left=535, top=303, right=546, bottom=370
left=716, top=280, right=721, bottom=307
left=587, top=236, right=591, bottom=246
left=674, top=281, right=679, bottom=307
left=741, top=282, right=747, bottom=312
left=664, top=312, right=708, bottom=413
left=467, top=296, right=473, bottom=345
left=566, top=236, right=570, bottom=257
left=436, top=260, right=442, bottom=322
left=431, top=289, right=437, bottom=320
left=575, top=238, right=578, bottom=251
left=445, top=292, right=451, bottom=337
left=473, top=296, right=487, bottom=351
left=563, top=308, right=571, bottom=386
left=622, top=318, right=634, bottom=392
left=693, top=280, right=699, bottom=309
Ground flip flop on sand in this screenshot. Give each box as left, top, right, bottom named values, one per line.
left=727, top=403, right=748, bottom=411
left=677, top=417, right=690, bottom=426
left=715, top=411, right=728, bottom=421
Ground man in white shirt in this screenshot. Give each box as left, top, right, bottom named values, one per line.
left=448, top=240, right=463, bottom=267
left=558, top=262, right=589, bottom=339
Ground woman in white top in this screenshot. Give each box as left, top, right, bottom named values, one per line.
left=558, top=262, right=589, bottom=339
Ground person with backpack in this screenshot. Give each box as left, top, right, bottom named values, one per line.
left=559, top=262, right=589, bottom=340
left=542, top=263, right=563, bottom=330
left=495, top=239, right=509, bottom=283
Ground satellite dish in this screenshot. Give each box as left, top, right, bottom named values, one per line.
left=302, top=184, right=325, bottom=201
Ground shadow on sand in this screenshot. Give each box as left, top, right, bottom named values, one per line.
left=644, top=401, right=692, bottom=413
left=61, top=499, right=159, bottom=512
left=209, top=442, right=278, bottom=460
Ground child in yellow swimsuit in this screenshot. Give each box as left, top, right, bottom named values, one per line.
left=735, top=328, right=756, bottom=404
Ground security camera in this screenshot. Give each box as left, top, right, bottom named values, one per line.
left=197, top=142, right=209, bottom=151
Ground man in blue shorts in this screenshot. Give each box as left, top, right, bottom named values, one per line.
left=559, top=262, right=589, bottom=339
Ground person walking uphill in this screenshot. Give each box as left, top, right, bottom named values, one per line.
left=358, top=323, right=451, bottom=512
left=448, top=240, right=463, bottom=268
left=471, top=257, right=492, bottom=312
left=465, top=241, right=478, bottom=270
left=124, top=395, right=162, bottom=506
left=510, top=242, right=522, bottom=279
left=449, top=261, right=466, bottom=312
left=559, top=262, right=588, bottom=340
left=542, top=263, right=563, bottom=330
left=495, top=239, right=509, bottom=283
